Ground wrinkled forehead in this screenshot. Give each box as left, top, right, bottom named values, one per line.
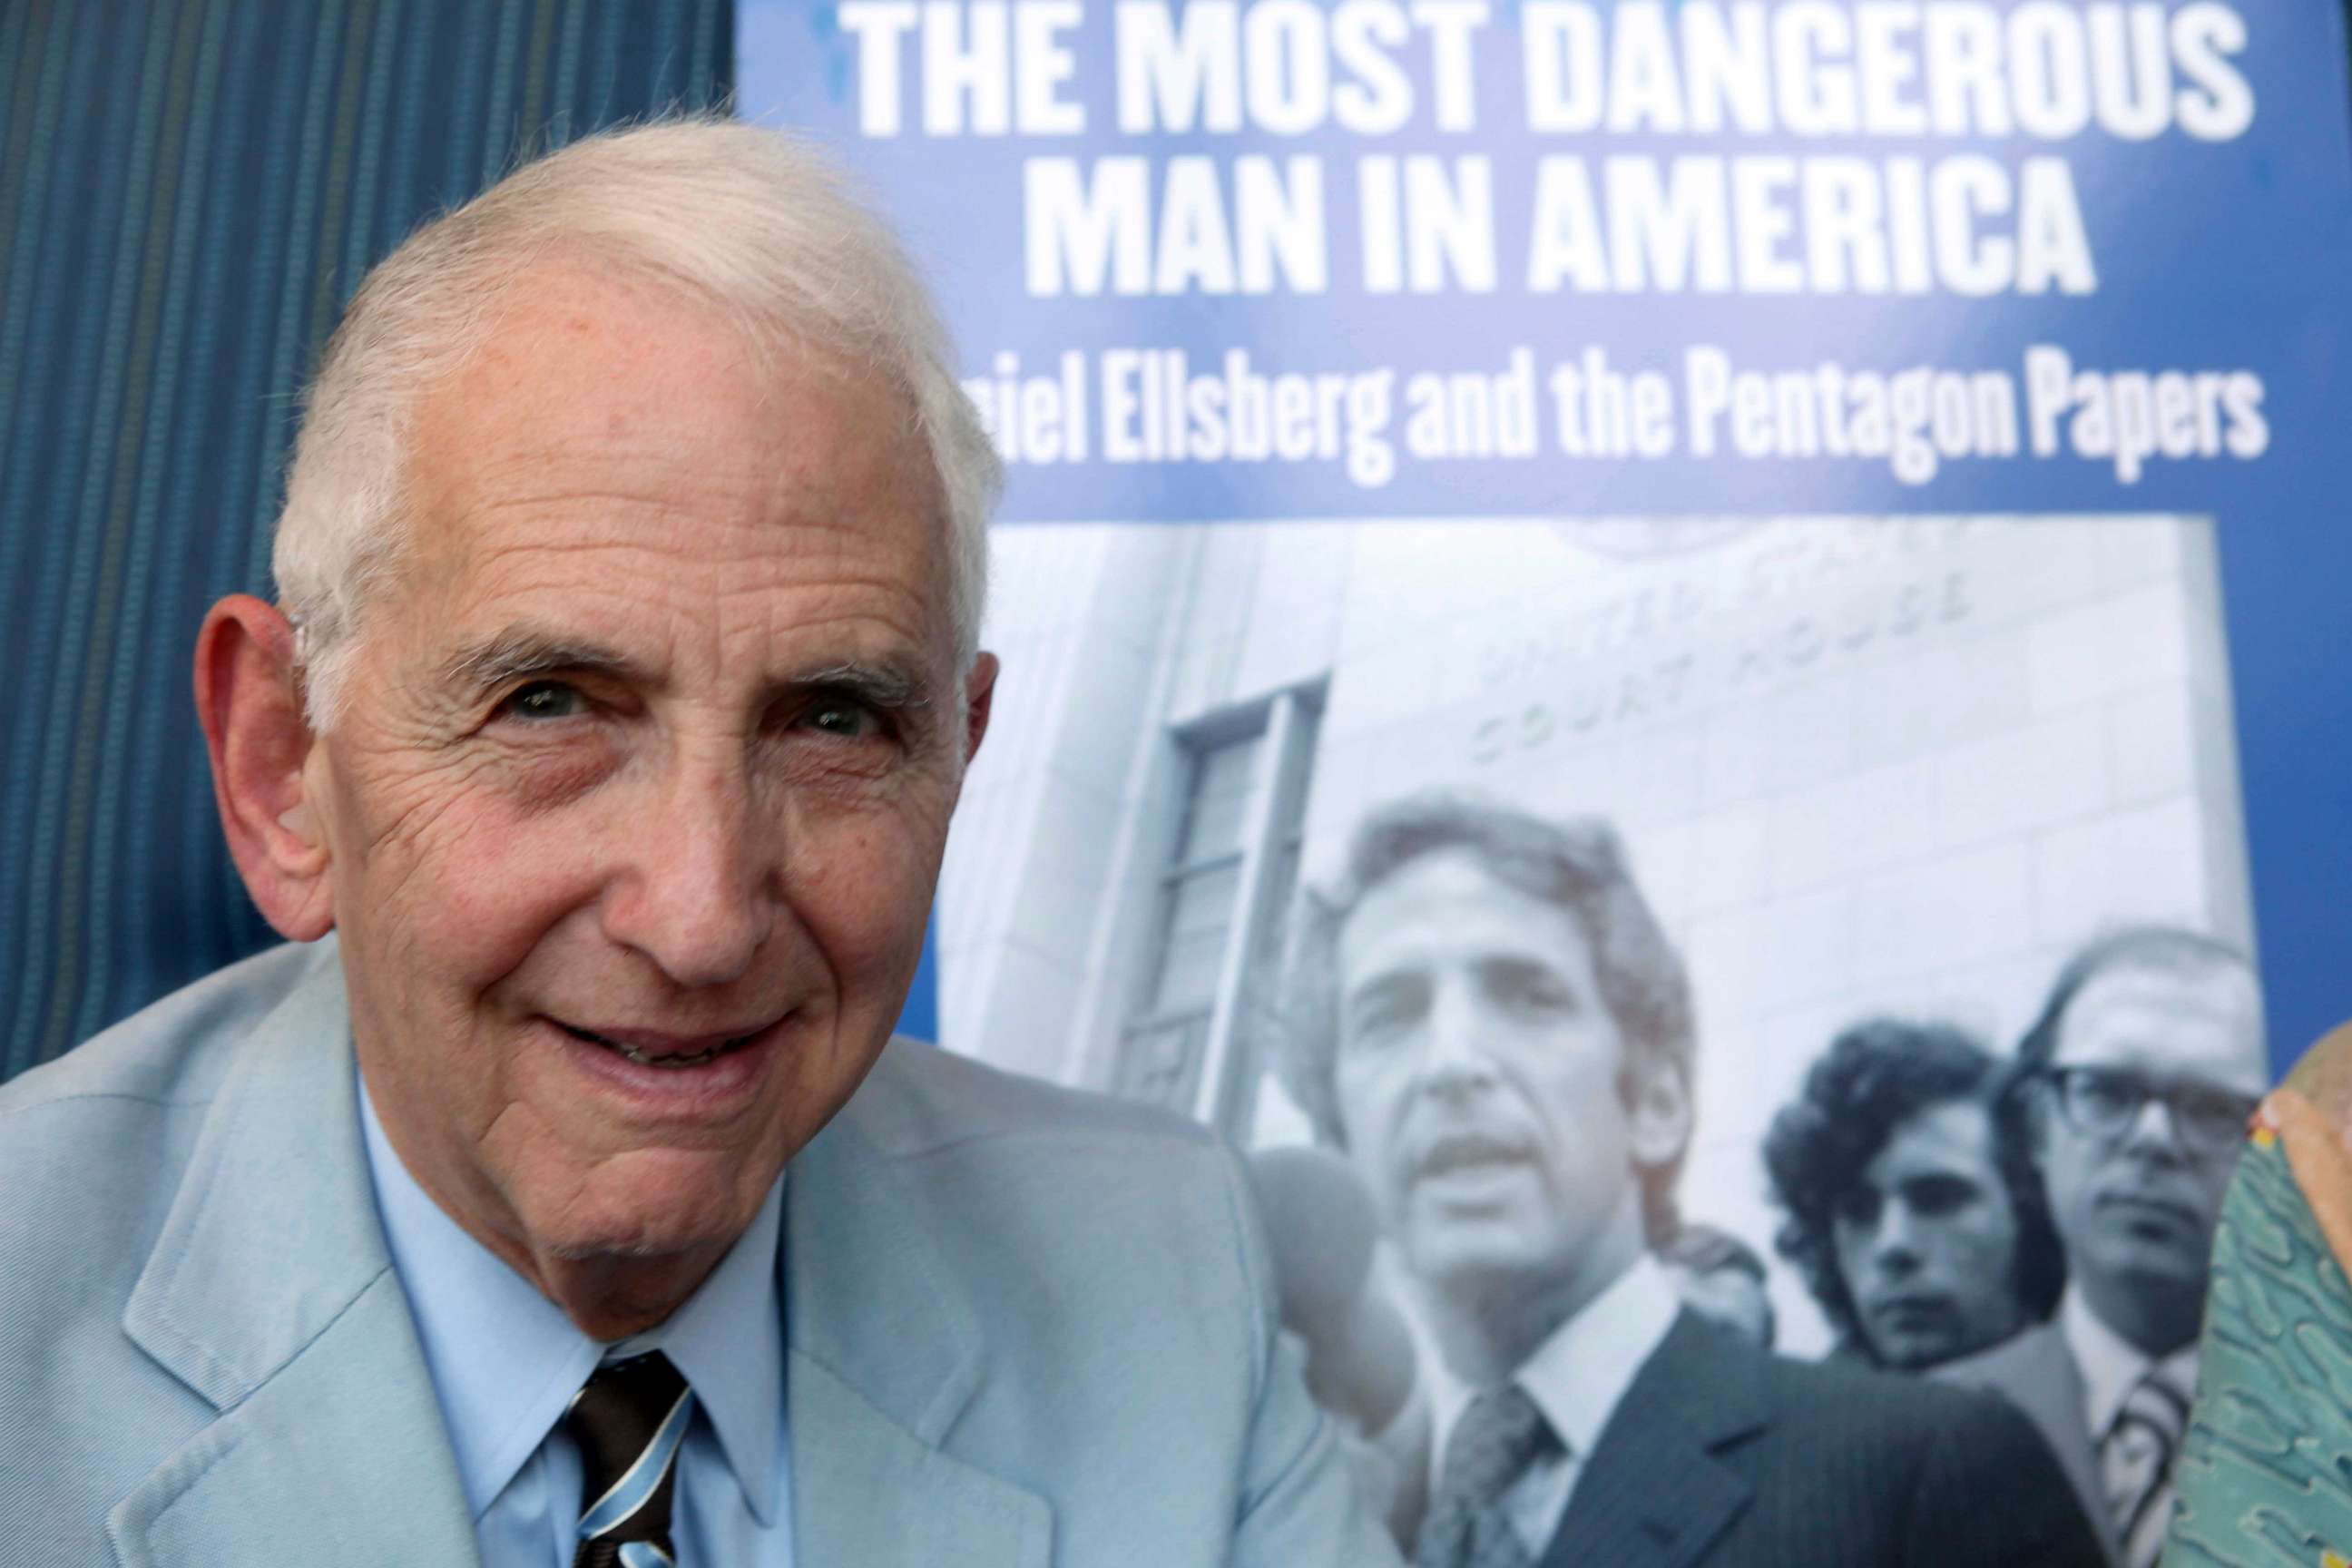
left=394, top=263, right=948, bottom=638
left=1338, top=850, right=1594, bottom=989
left=2053, top=959, right=2264, bottom=1090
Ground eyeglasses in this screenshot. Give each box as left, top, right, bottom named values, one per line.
left=2043, top=1066, right=2258, bottom=1157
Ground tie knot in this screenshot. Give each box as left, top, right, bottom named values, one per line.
left=1442, top=1384, right=1556, bottom=1506
left=566, top=1353, right=692, bottom=1561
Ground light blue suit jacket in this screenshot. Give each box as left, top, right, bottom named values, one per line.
left=0, top=939, right=1396, bottom=1567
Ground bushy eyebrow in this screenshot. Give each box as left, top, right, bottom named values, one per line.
left=797, top=660, right=934, bottom=712
left=437, top=629, right=640, bottom=695
left=435, top=629, right=936, bottom=712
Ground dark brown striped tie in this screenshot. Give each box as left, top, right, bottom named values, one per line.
left=566, top=1352, right=693, bottom=1568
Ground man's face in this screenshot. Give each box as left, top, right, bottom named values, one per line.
left=1330, top=852, right=1674, bottom=1303
left=1831, top=1098, right=2024, bottom=1370
left=2038, top=961, right=2265, bottom=1302
left=309, top=268, right=976, bottom=1280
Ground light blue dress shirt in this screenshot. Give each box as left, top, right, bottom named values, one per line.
left=359, top=1080, right=796, bottom=1566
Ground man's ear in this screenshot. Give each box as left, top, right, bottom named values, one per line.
left=1627, top=1054, right=1695, bottom=1171
left=193, top=594, right=335, bottom=941
left=961, top=651, right=999, bottom=766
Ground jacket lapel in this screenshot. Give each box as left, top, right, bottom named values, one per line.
left=2018, top=1325, right=2119, bottom=1563
left=789, top=1353, right=1052, bottom=1565
left=784, top=1071, right=1052, bottom=1568
left=1936, top=1320, right=2119, bottom=1563
left=1539, top=1312, right=1763, bottom=1568
left=108, top=941, right=479, bottom=1567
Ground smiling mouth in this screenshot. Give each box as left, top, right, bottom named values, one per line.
left=554, top=1020, right=760, bottom=1069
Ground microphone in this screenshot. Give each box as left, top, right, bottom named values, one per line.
left=1245, top=1145, right=1417, bottom=1434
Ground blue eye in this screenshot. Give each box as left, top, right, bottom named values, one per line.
left=501, top=681, right=586, bottom=721
left=800, top=699, right=877, bottom=739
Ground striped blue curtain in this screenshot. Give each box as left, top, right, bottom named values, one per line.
left=0, top=0, right=732, bottom=1082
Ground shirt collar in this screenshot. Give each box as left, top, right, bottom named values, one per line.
left=359, top=1076, right=787, bottom=1524
left=605, top=1170, right=788, bottom=1524
left=1431, top=1255, right=1681, bottom=1461
left=1512, top=1256, right=1681, bottom=1458
left=2060, top=1288, right=2200, bottom=1437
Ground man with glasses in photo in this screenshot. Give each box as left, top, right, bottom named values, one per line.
left=1940, top=926, right=2265, bottom=1568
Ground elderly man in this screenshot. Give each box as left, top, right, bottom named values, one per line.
left=0, top=122, right=1396, bottom=1568
left=1762, top=1019, right=2064, bottom=1372
left=1938, top=927, right=2266, bottom=1568
left=1281, top=795, right=2102, bottom=1568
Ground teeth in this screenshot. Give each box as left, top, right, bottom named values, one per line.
left=618, top=1042, right=720, bottom=1068
left=567, top=1024, right=750, bottom=1069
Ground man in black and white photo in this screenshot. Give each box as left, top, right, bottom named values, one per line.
left=1939, top=927, right=2265, bottom=1568
left=1282, top=795, right=2102, bottom=1568
left=1762, top=1019, right=2064, bottom=1371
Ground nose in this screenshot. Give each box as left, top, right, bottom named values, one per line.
left=599, top=755, right=776, bottom=988
left=2116, top=1093, right=2189, bottom=1162
left=1871, top=1202, right=1923, bottom=1276
left=1408, top=976, right=1498, bottom=1097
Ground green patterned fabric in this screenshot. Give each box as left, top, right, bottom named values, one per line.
left=2166, top=1133, right=2352, bottom=1567
left=0, top=0, right=730, bottom=1083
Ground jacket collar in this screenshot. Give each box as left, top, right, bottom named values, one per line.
left=782, top=1051, right=1052, bottom=1565
left=110, top=938, right=481, bottom=1564
left=1538, top=1309, right=1767, bottom=1568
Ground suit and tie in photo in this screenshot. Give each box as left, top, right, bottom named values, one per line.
left=1278, top=797, right=2107, bottom=1568
left=1938, top=929, right=2263, bottom=1568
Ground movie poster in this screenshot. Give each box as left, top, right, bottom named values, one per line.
left=741, top=5, right=2352, bottom=1563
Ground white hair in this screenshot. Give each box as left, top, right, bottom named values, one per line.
left=273, top=117, right=998, bottom=729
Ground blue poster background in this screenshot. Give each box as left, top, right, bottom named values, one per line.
left=740, top=1, right=2352, bottom=1071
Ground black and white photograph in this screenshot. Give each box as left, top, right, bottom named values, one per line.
left=934, top=514, right=2267, bottom=1566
